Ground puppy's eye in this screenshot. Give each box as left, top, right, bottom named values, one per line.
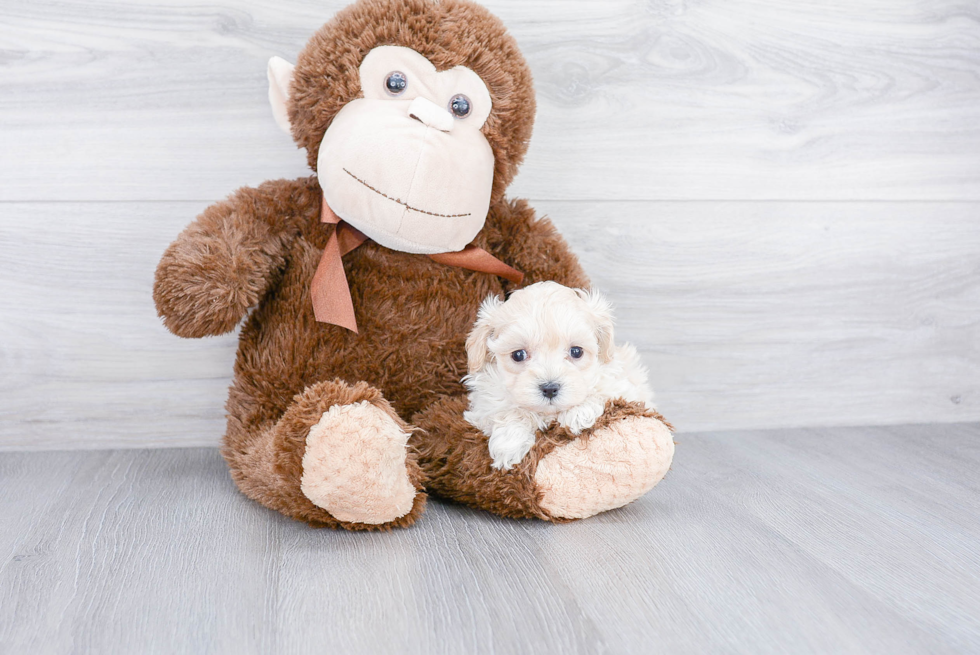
left=570, top=346, right=584, bottom=359
left=511, top=349, right=527, bottom=362
left=384, top=71, right=408, bottom=96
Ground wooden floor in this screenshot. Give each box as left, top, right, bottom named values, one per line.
left=1, top=422, right=977, bottom=654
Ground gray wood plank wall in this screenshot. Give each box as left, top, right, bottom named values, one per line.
left=1, top=0, right=978, bottom=449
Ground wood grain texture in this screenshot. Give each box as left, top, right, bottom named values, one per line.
left=0, top=0, right=978, bottom=201
left=2, top=0, right=979, bottom=448
left=1, top=422, right=978, bottom=654
left=0, top=202, right=236, bottom=450
left=2, top=201, right=978, bottom=450
left=544, top=199, right=980, bottom=433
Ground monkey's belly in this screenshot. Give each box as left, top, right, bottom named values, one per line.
left=237, top=238, right=505, bottom=422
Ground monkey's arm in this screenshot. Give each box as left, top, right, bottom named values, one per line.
left=153, top=177, right=317, bottom=338
left=485, top=198, right=590, bottom=289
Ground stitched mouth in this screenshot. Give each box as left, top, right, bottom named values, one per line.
left=343, top=168, right=471, bottom=219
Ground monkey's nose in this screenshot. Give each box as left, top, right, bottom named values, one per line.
left=408, top=96, right=454, bottom=132
left=540, top=381, right=561, bottom=400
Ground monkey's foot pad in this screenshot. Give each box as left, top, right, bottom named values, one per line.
left=535, top=415, right=674, bottom=519
left=300, top=400, right=417, bottom=524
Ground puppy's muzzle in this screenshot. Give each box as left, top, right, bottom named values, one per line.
left=539, top=381, right=561, bottom=400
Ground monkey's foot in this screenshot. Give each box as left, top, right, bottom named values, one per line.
left=412, top=396, right=672, bottom=522
left=301, top=400, right=419, bottom=525
left=534, top=413, right=674, bottom=520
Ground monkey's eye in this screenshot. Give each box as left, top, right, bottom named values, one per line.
left=449, top=94, right=471, bottom=118
left=384, top=71, right=408, bottom=96
left=511, top=349, right=527, bottom=363
left=570, top=347, right=584, bottom=359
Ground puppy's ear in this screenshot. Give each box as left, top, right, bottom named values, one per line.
left=466, top=294, right=503, bottom=373
left=576, top=288, right=616, bottom=363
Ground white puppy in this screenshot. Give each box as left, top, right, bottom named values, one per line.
left=463, top=281, right=654, bottom=470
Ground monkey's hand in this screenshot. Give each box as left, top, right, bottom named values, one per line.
left=153, top=184, right=297, bottom=338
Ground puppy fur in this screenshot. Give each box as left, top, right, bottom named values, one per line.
left=463, top=282, right=654, bottom=470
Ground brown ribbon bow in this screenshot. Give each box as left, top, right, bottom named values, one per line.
left=311, top=199, right=524, bottom=332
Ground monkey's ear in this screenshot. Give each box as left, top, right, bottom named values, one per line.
left=267, top=56, right=295, bottom=134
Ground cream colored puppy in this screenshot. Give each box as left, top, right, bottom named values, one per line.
left=463, top=281, right=654, bottom=470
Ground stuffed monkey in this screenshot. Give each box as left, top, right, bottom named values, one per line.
left=153, top=0, right=674, bottom=530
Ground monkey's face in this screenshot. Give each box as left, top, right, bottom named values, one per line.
left=316, top=46, right=495, bottom=254
left=269, top=1, right=536, bottom=255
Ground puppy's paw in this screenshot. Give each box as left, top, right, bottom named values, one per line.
left=488, top=423, right=537, bottom=470
left=559, top=402, right=604, bottom=435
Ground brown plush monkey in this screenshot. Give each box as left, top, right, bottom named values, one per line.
left=153, top=0, right=673, bottom=530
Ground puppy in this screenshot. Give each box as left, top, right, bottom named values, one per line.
left=463, top=281, right=654, bottom=470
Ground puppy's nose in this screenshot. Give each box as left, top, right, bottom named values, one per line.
left=539, top=381, right=561, bottom=400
